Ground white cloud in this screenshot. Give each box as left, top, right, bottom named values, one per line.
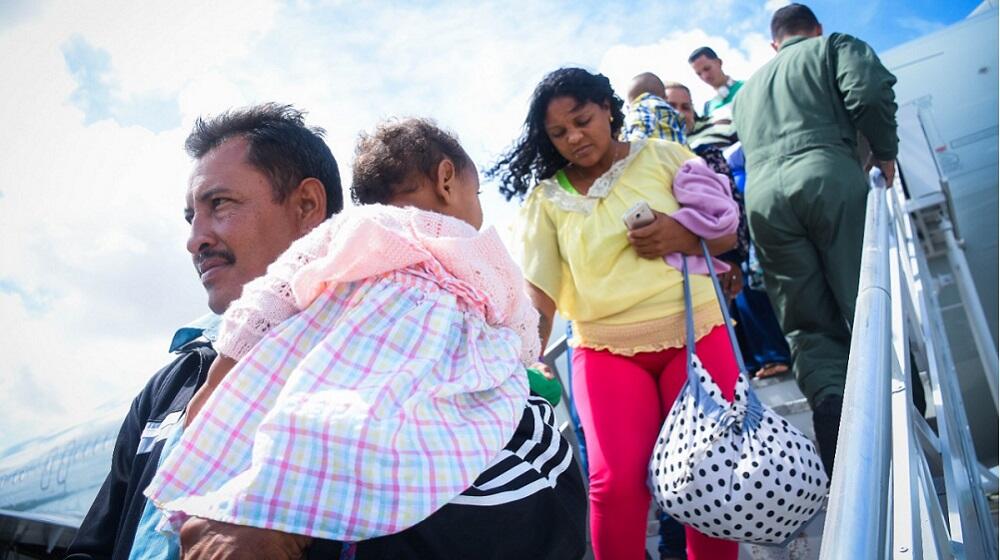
left=765, top=0, right=789, bottom=12
left=37, top=0, right=279, bottom=100
left=0, top=291, right=166, bottom=442
left=0, top=1, right=270, bottom=447
left=0, top=0, right=778, bottom=448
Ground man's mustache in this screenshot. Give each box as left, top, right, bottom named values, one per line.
left=195, top=250, right=236, bottom=269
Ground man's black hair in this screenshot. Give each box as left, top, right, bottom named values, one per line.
left=771, top=3, right=820, bottom=42
left=185, top=103, right=343, bottom=217
left=687, top=46, right=719, bottom=64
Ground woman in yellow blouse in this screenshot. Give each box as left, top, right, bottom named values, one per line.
left=490, top=68, right=739, bottom=560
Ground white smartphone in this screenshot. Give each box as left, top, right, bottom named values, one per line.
left=623, top=201, right=655, bottom=230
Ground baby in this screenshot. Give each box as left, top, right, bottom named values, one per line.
left=145, top=119, right=585, bottom=558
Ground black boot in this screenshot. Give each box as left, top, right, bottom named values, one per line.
left=811, top=395, right=844, bottom=477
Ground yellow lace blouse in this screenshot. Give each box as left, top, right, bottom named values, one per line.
left=515, top=139, right=724, bottom=355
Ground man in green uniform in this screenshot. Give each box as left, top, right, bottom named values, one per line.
left=732, top=3, right=898, bottom=474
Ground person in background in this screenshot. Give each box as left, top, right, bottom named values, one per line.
left=66, top=103, right=344, bottom=560
left=490, top=67, right=740, bottom=560
left=622, top=72, right=686, bottom=145
left=688, top=46, right=743, bottom=120
left=664, top=82, right=792, bottom=380
left=732, top=3, right=899, bottom=474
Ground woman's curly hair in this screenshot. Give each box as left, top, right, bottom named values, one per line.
left=351, top=118, right=472, bottom=205
left=487, top=67, right=625, bottom=201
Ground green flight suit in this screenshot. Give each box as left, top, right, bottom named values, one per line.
left=732, top=33, right=898, bottom=407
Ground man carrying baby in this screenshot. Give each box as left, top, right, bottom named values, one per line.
left=66, top=103, right=343, bottom=560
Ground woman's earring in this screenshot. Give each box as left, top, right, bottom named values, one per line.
left=609, top=115, right=613, bottom=123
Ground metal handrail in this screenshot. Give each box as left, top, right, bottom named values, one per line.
left=820, top=169, right=999, bottom=559
left=819, top=171, right=894, bottom=558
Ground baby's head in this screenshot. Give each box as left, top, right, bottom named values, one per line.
left=351, top=118, right=483, bottom=229
left=626, top=72, right=667, bottom=104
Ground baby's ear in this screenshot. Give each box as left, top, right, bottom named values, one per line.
left=434, top=158, right=457, bottom=201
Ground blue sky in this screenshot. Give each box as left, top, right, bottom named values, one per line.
left=0, top=0, right=989, bottom=448
left=800, top=0, right=984, bottom=51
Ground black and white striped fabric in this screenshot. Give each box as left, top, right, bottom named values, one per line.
left=308, top=396, right=588, bottom=560
left=452, top=396, right=579, bottom=507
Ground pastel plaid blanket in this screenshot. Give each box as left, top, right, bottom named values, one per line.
left=144, top=269, right=528, bottom=540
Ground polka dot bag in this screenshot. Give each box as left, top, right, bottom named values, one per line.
left=649, top=247, right=829, bottom=544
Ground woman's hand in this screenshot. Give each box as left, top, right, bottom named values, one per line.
left=626, top=211, right=698, bottom=259
left=718, top=265, right=743, bottom=300
left=627, top=211, right=738, bottom=260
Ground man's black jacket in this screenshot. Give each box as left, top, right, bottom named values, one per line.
left=65, top=342, right=216, bottom=560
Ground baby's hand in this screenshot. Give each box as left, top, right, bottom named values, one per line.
left=531, top=361, right=556, bottom=380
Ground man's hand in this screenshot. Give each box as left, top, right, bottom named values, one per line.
left=718, top=265, right=743, bottom=300
left=627, top=211, right=697, bottom=259
left=875, top=159, right=896, bottom=188
left=181, top=517, right=311, bottom=560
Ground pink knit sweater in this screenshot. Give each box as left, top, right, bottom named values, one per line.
left=215, top=204, right=541, bottom=366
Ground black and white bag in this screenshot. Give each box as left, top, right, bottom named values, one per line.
left=649, top=243, right=829, bottom=544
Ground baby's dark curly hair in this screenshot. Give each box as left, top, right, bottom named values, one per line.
left=487, top=67, right=625, bottom=201
left=351, top=118, right=473, bottom=205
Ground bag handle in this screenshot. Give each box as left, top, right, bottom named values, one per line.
left=681, top=243, right=763, bottom=422
left=698, top=241, right=748, bottom=375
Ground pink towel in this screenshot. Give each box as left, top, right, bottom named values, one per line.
left=665, top=158, right=739, bottom=274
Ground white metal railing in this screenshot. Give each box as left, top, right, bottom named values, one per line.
left=820, top=169, right=999, bottom=559
left=819, top=171, right=894, bottom=557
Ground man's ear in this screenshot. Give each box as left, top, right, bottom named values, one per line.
left=291, top=177, right=328, bottom=231
left=433, top=159, right=457, bottom=203
left=771, top=40, right=780, bottom=52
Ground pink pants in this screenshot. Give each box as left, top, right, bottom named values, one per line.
left=572, top=325, right=740, bottom=560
